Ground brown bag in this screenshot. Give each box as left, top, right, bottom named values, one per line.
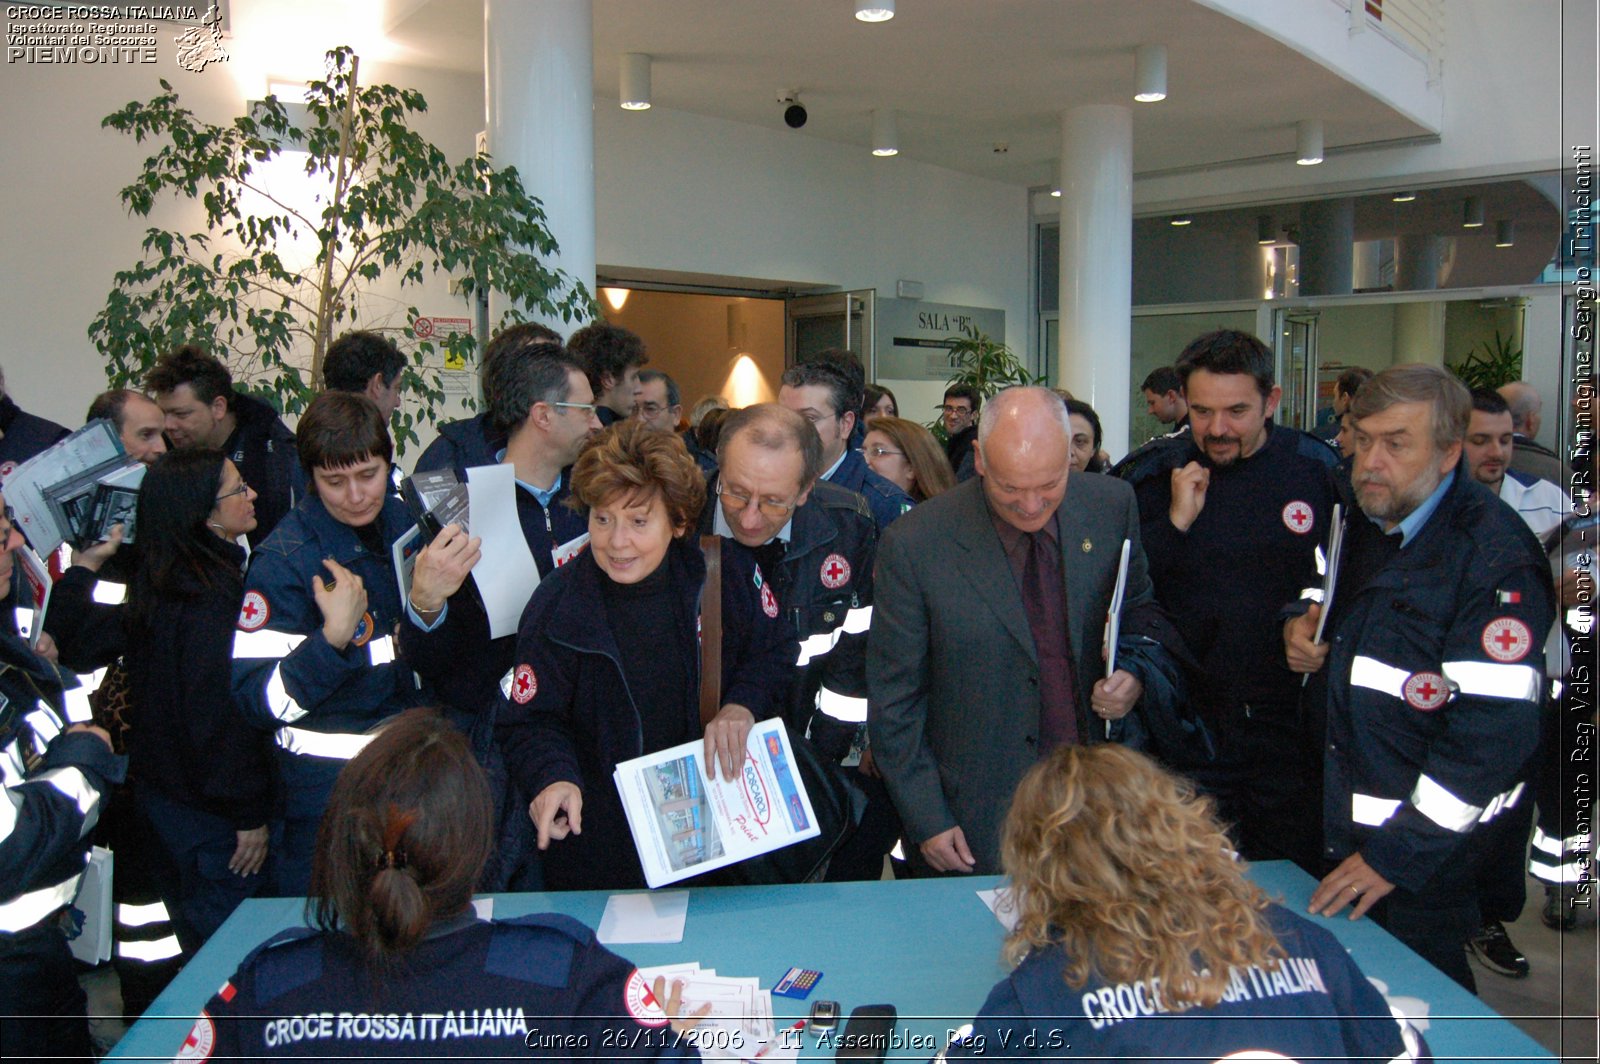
left=697, top=535, right=864, bottom=884
left=89, top=660, right=134, bottom=756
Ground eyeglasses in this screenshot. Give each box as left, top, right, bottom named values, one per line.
left=215, top=481, right=251, bottom=503
left=553, top=401, right=598, bottom=416
left=715, top=481, right=799, bottom=521
left=939, top=405, right=973, bottom=416
left=635, top=402, right=671, bottom=417
left=865, top=446, right=905, bottom=459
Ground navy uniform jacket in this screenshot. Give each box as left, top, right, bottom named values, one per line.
left=827, top=448, right=913, bottom=532
left=942, top=904, right=1427, bottom=1063
left=184, top=913, right=699, bottom=1060
left=401, top=472, right=588, bottom=724
left=225, top=393, right=306, bottom=549
left=0, top=632, right=122, bottom=936
left=498, top=538, right=796, bottom=890
left=1311, top=467, right=1555, bottom=891
left=0, top=395, right=69, bottom=477
left=698, top=476, right=877, bottom=731
left=231, top=494, right=430, bottom=821
left=413, top=414, right=506, bottom=480
left=1118, top=423, right=1344, bottom=720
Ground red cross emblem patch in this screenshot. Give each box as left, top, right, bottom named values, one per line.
left=820, top=553, right=851, bottom=589
left=237, top=591, right=270, bottom=631
left=1402, top=671, right=1450, bottom=711
left=761, top=583, right=779, bottom=619
left=0, top=461, right=15, bottom=480
left=623, top=969, right=670, bottom=1027
left=510, top=664, right=537, bottom=704
left=1482, top=617, right=1532, bottom=662
left=174, top=1011, right=215, bottom=1060
left=1281, top=500, right=1314, bottom=534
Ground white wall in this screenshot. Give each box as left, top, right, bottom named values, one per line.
left=0, top=33, right=481, bottom=445
left=1134, top=2, right=1565, bottom=212
left=593, top=100, right=1032, bottom=371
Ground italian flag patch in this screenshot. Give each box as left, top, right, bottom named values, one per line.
left=1497, top=590, right=1522, bottom=605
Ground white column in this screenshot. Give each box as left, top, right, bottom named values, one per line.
left=484, top=0, right=596, bottom=330
left=1057, top=106, right=1132, bottom=457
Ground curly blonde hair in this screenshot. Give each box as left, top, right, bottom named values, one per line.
left=1000, top=745, right=1282, bottom=1009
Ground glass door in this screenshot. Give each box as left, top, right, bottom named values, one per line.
left=1275, top=310, right=1320, bottom=431
left=786, top=290, right=876, bottom=375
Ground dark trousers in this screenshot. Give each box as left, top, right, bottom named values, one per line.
left=1365, top=864, right=1479, bottom=994
left=1193, top=703, right=1323, bottom=875
left=96, top=783, right=183, bottom=1020
left=809, top=712, right=902, bottom=881
left=0, top=924, right=95, bottom=1063
left=138, top=785, right=271, bottom=951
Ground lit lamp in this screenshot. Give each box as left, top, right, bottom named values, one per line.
left=1170, top=215, right=1193, bottom=227
left=1257, top=215, right=1275, bottom=244
left=1295, top=119, right=1323, bottom=165
left=1392, top=190, right=1417, bottom=202
left=1495, top=220, right=1515, bottom=247
left=620, top=53, right=651, bottom=110
left=1463, top=196, right=1485, bottom=228
left=871, top=109, right=898, bottom=156
left=855, top=1, right=894, bottom=22
left=1134, top=44, right=1167, bottom=103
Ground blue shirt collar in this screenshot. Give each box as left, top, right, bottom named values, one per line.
left=1368, top=470, right=1453, bottom=547
left=495, top=448, right=562, bottom=508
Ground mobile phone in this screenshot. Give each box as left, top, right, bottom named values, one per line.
left=835, top=1003, right=897, bottom=1061
left=808, top=999, right=840, bottom=1034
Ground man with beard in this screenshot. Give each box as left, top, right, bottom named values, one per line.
left=1289, top=364, right=1553, bottom=993
left=1117, top=329, right=1343, bottom=872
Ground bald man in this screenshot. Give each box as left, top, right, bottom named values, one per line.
left=868, top=387, right=1188, bottom=875
left=1498, top=381, right=1563, bottom=487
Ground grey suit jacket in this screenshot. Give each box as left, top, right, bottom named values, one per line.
left=867, top=473, right=1157, bottom=874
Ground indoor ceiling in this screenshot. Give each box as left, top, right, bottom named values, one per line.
left=383, top=0, right=1437, bottom=188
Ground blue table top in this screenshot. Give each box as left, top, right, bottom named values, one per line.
left=108, top=862, right=1551, bottom=1062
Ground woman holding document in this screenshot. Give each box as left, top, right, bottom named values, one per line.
left=498, top=421, right=796, bottom=891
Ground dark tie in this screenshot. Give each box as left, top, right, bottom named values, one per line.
left=1020, top=530, right=1078, bottom=750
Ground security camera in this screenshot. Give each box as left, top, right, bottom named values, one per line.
left=779, top=93, right=807, bottom=129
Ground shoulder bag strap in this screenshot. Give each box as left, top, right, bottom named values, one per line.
left=698, top=534, right=724, bottom=729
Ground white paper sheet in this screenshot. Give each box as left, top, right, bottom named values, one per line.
left=465, top=464, right=541, bottom=638
left=471, top=897, right=494, bottom=920
left=597, top=890, right=690, bottom=944
left=977, top=886, right=1019, bottom=932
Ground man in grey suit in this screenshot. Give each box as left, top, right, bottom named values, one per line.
left=868, top=387, right=1186, bottom=875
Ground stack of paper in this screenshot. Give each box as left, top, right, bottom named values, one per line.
left=636, top=963, right=789, bottom=1062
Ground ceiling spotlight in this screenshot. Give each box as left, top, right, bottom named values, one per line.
left=871, top=108, right=898, bottom=156
left=780, top=93, right=807, bottom=129
left=1463, top=196, right=1485, bottom=228
left=1170, top=215, right=1193, bottom=227
left=1050, top=187, right=1061, bottom=198
left=855, top=0, right=894, bottom=22
left=1134, top=44, right=1167, bottom=103
left=1392, top=190, right=1417, bottom=202
left=619, top=53, right=651, bottom=110
left=1495, top=220, right=1515, bottom=247
left=1295, top=119, right=1323, bottom=165
left=1257, top=215, right=1276, bottom=244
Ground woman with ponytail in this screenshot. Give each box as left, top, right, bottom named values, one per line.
left=188, top=708, right=708, bottom=1059
left=938, top=745, right=1427, bottom=1063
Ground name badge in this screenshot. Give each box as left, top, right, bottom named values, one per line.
left=551, top=532, right=590, bottom=569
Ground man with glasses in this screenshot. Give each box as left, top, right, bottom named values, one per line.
left=633, top=370, right=683, bottom=434
left=780, top=360, right=912, bottom=533
left=701, top=404, right=893, bottom=880
left=415, top=323, right=562, bottom=481
left=399, top=346, right=598, bottom=887
left=941, top=384, right=981, bottom=480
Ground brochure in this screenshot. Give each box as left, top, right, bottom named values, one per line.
left=4, top=420, right=131, bottom=555
left=613, top=718, right=821, bottom=889
left=401, top=467, right=470, bottom=544
left=85, top=462, right=146, bottom=546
